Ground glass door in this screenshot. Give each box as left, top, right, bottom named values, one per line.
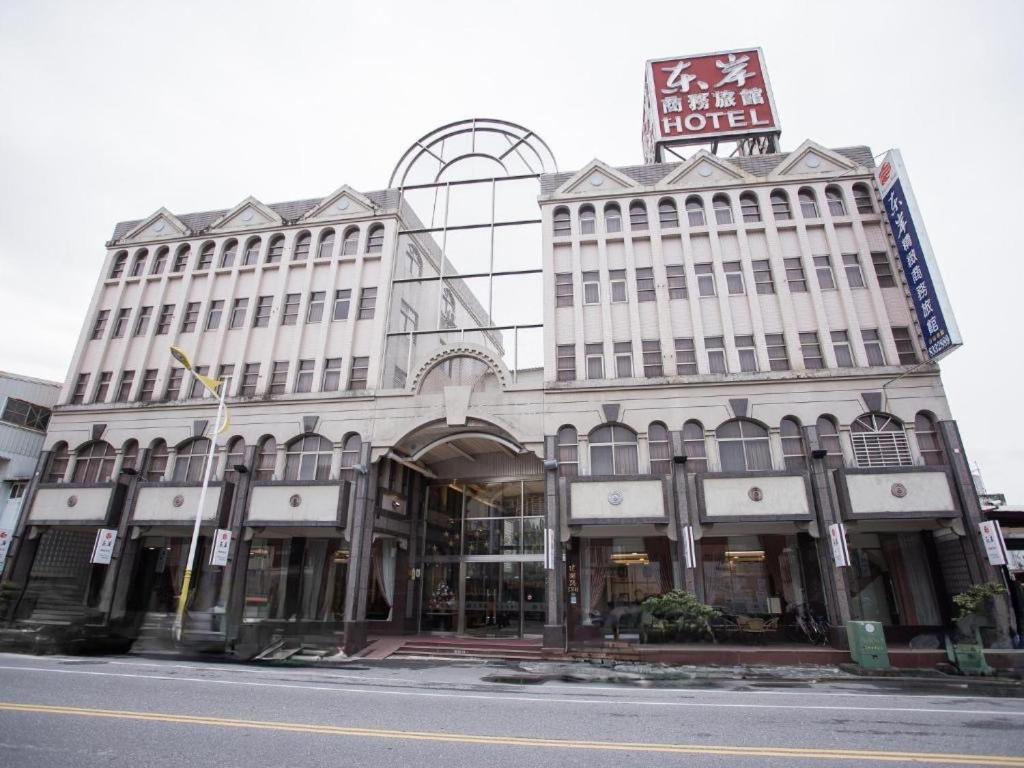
left=464, top=562, right=521, bottom=637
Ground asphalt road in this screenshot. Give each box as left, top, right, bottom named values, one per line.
left=0, top=652, right=1022, bottom=767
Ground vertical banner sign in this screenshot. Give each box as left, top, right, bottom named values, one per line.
left=210, top=529, right=232, bottom=567
left=545, top=529, right=556, bottom=570
left=876, top=150, right=962, bottom=360
left=682, top=525, right=697, bottom=569
left=90, top=528, right=117, bottom=565
left=979, top=521, right=1008, bottom=567
left=828, top=523, right=851, bottom=567
left=0, top=529, right=12, bottom=570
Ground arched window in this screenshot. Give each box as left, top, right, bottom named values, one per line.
left=658, top=198, right=679, bottom=228
left=589, top=425, right=638, bottom=475
left=816, top=416, right=844, bottom=469
left=172, top=244, right=190, bottom=272
left=266, top=235, right=284, bottom=263
left=852, top=183, right=874, bottom=214
left=740, top=192, right=761, bottom=223
left=293, top=231, right=311, bottom=261
left=173, top=438, right=214, bottom=482
left=915, top=412, right=944, bottom=466
left=341, top=226, right=360, bottom=255
left=712, top=194, right=733, bottom=225
left=109, top=251, right=128, bottom=279
left=682, top=421, right=707, bottom=472
left=220, top=239, right=238, bottom=268
left=317, top=229, right=335, bottom=259
left=553, top=207, right=570, bottom=237
left=604, top=203, right=622, bottom=233
left=198, top=241, right=215, bottom=270
left=629, top=201, right=648, bottom=230
left=851, top=413, right=912, bottom=468
left=242, top=237, right=261, bottom=266
left=151, top=246, right=168, bottom=275
left=648, top=422, right=671, bottom=476
left=716, top=419, right=772, bottom=472
left=780, top=418, right=806, bottom=470
left=770, top=190, right=791, bottom=221
left=121, top=439, right=139, bottom=473
left=285, top=434, right=332, bottom=480
left=798, top=188, right=819, bottom=218
left=146, top=439, right=169, bottom=481
left=255, top=436, right=277, bottom=481
left=579, top=205, right=596, bottom=235
left=556, top=426, right=578, bottom=478
left=340, top=434, right=361, bottom=473
left=72, top=441, right=116, bottom=483
left=367, top=224, right=385, bottom=253
left=685, top=196, right=705, bottom=226
left=224, top=437, right=246, bottom=481
left=45, top=442, right=70, bottom=483
left=825, top=186, right=846, bottom=216
left=129, top=249, right=147, bottom=278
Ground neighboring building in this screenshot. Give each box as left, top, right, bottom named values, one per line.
left=0, top=76, right=1008, bottom=655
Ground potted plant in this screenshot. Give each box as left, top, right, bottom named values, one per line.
left=949, top=582, right=1006, bottom=675
left=639, top=590, right=718, bottom=643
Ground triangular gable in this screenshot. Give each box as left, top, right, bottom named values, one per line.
left=120, top=207, right=190, bottom=243
left=769, top=140, right=858, bottom=179
left=656, top=150, right=755, bottom=190
left=207, top=196, right=283, bottom=232
left=300, top=184, right=376, bottom=223
left=554, top=159, right=639, bottom=196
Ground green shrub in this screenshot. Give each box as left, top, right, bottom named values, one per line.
left=952, top=582, right=1006, bottom=620
left=641, top=590, right=718, bottom=640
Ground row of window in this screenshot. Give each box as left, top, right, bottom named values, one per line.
left=108, top=225, right=386, bottom=280
left=552, top=184, right=876, bottom=238
left=555, top=325, right=918, bottom=381
left=554, top=411, right=943, bottom=477
left=90, top=288, right=377, bottom=342
left=554, top=251, right=896, bottom=309
left=1, top=397, right=52, bottom=432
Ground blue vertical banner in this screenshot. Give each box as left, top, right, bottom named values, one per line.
left=876, top=150, right=962, bottom=360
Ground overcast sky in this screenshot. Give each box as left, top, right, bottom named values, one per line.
left=1, top=0, right=1022, bottom=499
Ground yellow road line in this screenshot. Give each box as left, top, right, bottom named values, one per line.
left=1, top=702, right=1021, bottom=766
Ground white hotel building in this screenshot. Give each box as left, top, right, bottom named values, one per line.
left=0, top=118, right=1003, bottom=656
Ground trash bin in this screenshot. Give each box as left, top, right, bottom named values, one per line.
left=846, top=620, right=890, bottom=669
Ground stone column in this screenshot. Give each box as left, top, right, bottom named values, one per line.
left=224, top=444, right=259, bottom=651
left=543, top=435, right=565, bottom=650
left=669, top=430, right=696, bottom=592
left=342, top=442, right=377, bottom=655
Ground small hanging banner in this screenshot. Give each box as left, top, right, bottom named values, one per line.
left=210, top=529, right=232, bottom=567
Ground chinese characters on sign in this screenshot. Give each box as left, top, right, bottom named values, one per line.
left=876, top=150, right=962, bottom=360
left=643, top=49, right=780, bottom=161
left=90, top=528, right=117, bottom=565
left=210, top=528, right=232, bottom=567
left=979, top=521, right=1008, bottom=567
left=828, top=523, right=851, bottom=567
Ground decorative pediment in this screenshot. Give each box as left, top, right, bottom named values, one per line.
left=656, top=150, right=754, bottom=190
left=768, top=140, right=858, bottom=179
left=554, top=159, right=639, bottom=196
left=208, top=197, right=283, bottom=232
left=300, top=185, right=376, bottom=222
left=120, top=207, right=190, bottom=243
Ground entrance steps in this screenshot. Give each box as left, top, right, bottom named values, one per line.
left=389, top=635, right=546, bottom=661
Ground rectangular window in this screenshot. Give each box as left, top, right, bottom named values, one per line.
left=741, top=195, right=761, bottom=223
left=229, top=298, right=248, bottom=329
left=358, top=287, right=377, bottom=319
left=674, top=337, right=697, bottom=374
left=253, top=296, right=273, bottom=327
left=642, top=340, right=663, bottom=377
left=164, top=368, right=183, bottom=400
left=892, top=326, right=919, bottom=364
left=832, top=330, right=854, bottom=367
left=111, top=308, right=130, bottom=338
left=723, top=261, right=744, bottom=295
left=293, top=236, right=310, bottom=261
left=440, top=288, right=456, bottom=328
left=282, top=293, right=300, bottom=325
left=333, top=289, right=351, bottom=320
left=269, top=361, right=289, bottom=395
left=555, top=272, right=573, bottom=307
left=735, top=335, right=757, bottom=372
left=94, top=371, right=112, bottom=403
left=90, top=309, right=109, bottom=340
left=133, top=306, right=152, bottom=336
left=180, top=302, right=200, bottom=333
left=871, top=251, right=897, bottom=288
left=267, top=238, right=284, bottom=263
left=217, top=364, right=234, bottom=395
left=115, top=370, right=134, bottom=402
left=206, top=300, right=224, bottom=330
left=71, top=373, right=90, bottom=404
left=156, top=304, right=174, bottom=335
left=151, top=250, right=167, bottom=274
left=784, top=257, right=807, bottom=292
left=800, top=332, right=824, bottom=369
left=752, top=260, right=775, bottom=294
left=862, top=329, right=886, bottom=366
left=295, top=359, right=314, bottom=393
left=188, top=365, right=210, bottom=399
left=349, top=357, right=369, bottom=389
left=582, top=271, right=600, bottom=304
left=695, top=263, right=715, bottom=296
left=843, top=254, right=866, bottom=288
left=609, top=270, right=627, bottom=303
left=322, top=358, right=343, bottom=391
left=306, top=291, right=325, bottom=323
left=636, top=268, right=656, bottom=302
left=556, top=344, right=575, bottom=381
left=239, top=363, right=260, bottom=397
left=197, top=246, right=213, bottom=270
left=585, top=342, right=604, bottom=379
left=1, top=398, right=51, bottom=431
left=9, top=481, right=26, bottom=500
left=814, top=255, right=836, bottom=290
left=705, top=336, right=726, bottom=374
left=172, top=249, right=188, bottom=272
left=666, top=264, right=687, bottom=299
left=614, top=341, right=633, bottom=378
left=399, top=300, right=419, bottom=332
left=765, top=334, right=790, bottom=371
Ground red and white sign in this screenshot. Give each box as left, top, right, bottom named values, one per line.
left=979, top=521, right=1009, bottom=567
left=210, top=528, right=232, bottom=567
left=643, top=48, right=780, bottom=161
left=90, top=528, right=117, bottom=565
left=0, top=529, right=12, bottom=568
left=828, top=523, right=851, bottom=567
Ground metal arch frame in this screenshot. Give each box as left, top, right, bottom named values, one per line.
left=409, top=431, right=525, bottom=462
